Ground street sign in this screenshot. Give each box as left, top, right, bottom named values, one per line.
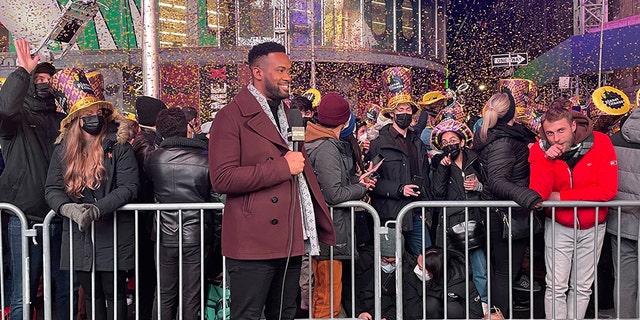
left=491, top=53, right=528, bottom=68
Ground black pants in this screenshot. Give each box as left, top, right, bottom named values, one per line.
left=77, top=270, right=127, bottom=320
left=489, top=222, right=527, bottom=319
left=153, top=245, right=206, bottom=320
left=227, top=256, right=302, bottom=320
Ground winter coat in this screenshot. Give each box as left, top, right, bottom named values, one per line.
left=145, top=136, right=213, bottom=247
left=368, top=124, right=432, bottom=230
left=0, top=67, right=65, bottom=221
left=431, top=148, right=485, bottom=246
left=473, top=123, right=541, bottom=231
left=529, top=112, right=618, bottom=229
left=209, top=86, right=335, bottom=260
left=608, top=109, right=640, bottom=239
left=305, top=122, right=367, bottom=260
left=354, top=245, right=416, bottom=320
left=404, top=250, right=484, bottom=319
left=45, top=117, right=140, bottom=271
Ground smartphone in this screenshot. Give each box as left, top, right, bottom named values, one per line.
left=465, top=173, right=476, bottom=181
left=411, top=175, right=424, bottom=193
left=371, top=154, right=385, bottom=167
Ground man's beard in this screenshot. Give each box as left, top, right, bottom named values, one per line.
left=265, top=78, right=289, bottom=101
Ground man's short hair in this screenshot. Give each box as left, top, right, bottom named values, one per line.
left=157, top=107, right=188, bottom=138
left=182, top=106, right=198, bottom=122
left=248, top=42, right=286, bottom=68
left=541, top=104, right=574, bottom=126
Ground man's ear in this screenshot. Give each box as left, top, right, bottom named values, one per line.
left=251, top=66, right=263, bottom=81
left=571, top=120, right=577, bottom=132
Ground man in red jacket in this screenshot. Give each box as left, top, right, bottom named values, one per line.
left=529, top=102, right=618, bottom=319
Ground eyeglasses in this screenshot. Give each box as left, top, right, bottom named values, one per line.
left=440, top=138, right=461, bottom=147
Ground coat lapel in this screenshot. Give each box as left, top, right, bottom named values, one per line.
left=235, top=87, right=289, bottom=150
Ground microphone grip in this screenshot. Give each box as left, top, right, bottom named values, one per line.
left=293, top=141, right=299, bottom=152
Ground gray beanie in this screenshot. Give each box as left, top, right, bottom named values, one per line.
left=380, top=228, right=400, bottom=257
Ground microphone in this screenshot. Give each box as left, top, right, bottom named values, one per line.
left=288, top=108, right=305, bottom=152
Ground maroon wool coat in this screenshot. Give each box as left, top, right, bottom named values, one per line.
left=209, top=86, right=336, bottom=260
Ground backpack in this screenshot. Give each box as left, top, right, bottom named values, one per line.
left=205, top=283, right=230, bottom=320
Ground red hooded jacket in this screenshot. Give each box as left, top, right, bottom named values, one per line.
left=529, top=112, right=618, bottom=229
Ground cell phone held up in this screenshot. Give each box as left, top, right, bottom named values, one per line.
left=465, top=173, right=476, bottom=181
left=364, top=155, right=384, bottom=182
left=411, top=175, right=424, bottom=195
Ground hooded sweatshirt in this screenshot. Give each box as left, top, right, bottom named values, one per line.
left=607, top=109, right=640, bottom=240
left=529, top=111, right=618, bottom=229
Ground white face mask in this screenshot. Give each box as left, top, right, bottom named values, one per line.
left=381, top=262, right=396, bottom=274
left=358, top=132, right=368, bottom=143
left=414, top=264, right=432, bottom=282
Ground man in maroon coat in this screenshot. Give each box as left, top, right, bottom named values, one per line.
left=209, top=42, right=336, bottom=319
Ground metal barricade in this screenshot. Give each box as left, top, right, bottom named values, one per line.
left=298, top=200, right=382, bottom=320
left=42, top=202, right=225, bottom=320
left=394, top=200, right=640, bottom=320
left=0, top=203, right=31, bottom=320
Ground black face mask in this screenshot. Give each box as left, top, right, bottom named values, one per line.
left=442, top=144, right=461, bottom=159
left=81, top=115, right=105, bottom=136
left=35, top=83, right=53, bottom=99
left=394, top=113, right=412, bottom=130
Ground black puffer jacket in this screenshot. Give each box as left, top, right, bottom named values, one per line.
left=145, top=136, right=213, bottom=247
left=0, top=67, right=65, bottom=221
left=431, top=148, right=485, bottom=246
left=473, top=123, right=541, bottom=230
left=404, top=250, right=484, bottom=319
left=368, top=124, right=431, bottom=231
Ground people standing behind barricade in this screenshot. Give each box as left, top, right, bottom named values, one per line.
left=209, top=41, right=336, bottom=320
left=404, top=247, right=484, bottom=319
left=305, top=93, right=378, bottom=318
left=529, top=103, right=618, bottom=319
left=355, top=227, right=410, bottom=320
left=607, top=107, right=640, bottom=318
left=430, top=119, right=488, bottom=311
left=0, top=38, right=70, bottom=320
left=472, top=89, right=542, bottom=318
left=368, top=67, right=432, bottom=256
left=45, top=68, right=140, bottom=320
left=144, top=107, right=213, bottom=320
left=131, top=95, right=166, bottom=320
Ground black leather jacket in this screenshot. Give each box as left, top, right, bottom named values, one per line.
left=145, top=136, right=213, bottom=246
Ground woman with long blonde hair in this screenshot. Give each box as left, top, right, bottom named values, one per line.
left=45, top=68, right=139, bottom=320
left=472, top=89, right=542, bottom=318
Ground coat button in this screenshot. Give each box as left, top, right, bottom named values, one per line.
left=271, top=219, right=279, bottom=225
left=271, top=196, right=278, bottom=203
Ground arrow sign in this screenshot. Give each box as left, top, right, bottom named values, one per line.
left=491, top=53, right=528, bottom=68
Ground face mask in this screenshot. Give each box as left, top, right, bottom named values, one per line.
left=81, top=115, right=105, bottom=136
left=394, top=113, right=412, bottom=130
left=302, top=116, right=312, bottom=127
left=358, top=132, right=368, bottom=143
left=442, top=143, right=461, bottom=159
left=381, top=262, right=396, bottom=274
left=35, top=83, right=53, bottom=99
left=414, top=264, right=432, bottom=282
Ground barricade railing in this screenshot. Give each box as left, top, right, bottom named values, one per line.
left=298, top=200, right=382, bottom=320
left=395, top=200, right=640, bottom=320
left=0, top=203, right=31, bottom=320
left=42, top=202, right=225, bottom=320
left=32, top=199, right=640, bottom=319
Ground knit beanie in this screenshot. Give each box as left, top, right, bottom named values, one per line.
left=380, top=228, right=399, bottom=257
left=317, top=92, right=351, bottom=127
left=136, top=96, right=167, bottom=126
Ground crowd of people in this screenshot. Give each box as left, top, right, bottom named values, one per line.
left=0, top=37, right=638, bottom=320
